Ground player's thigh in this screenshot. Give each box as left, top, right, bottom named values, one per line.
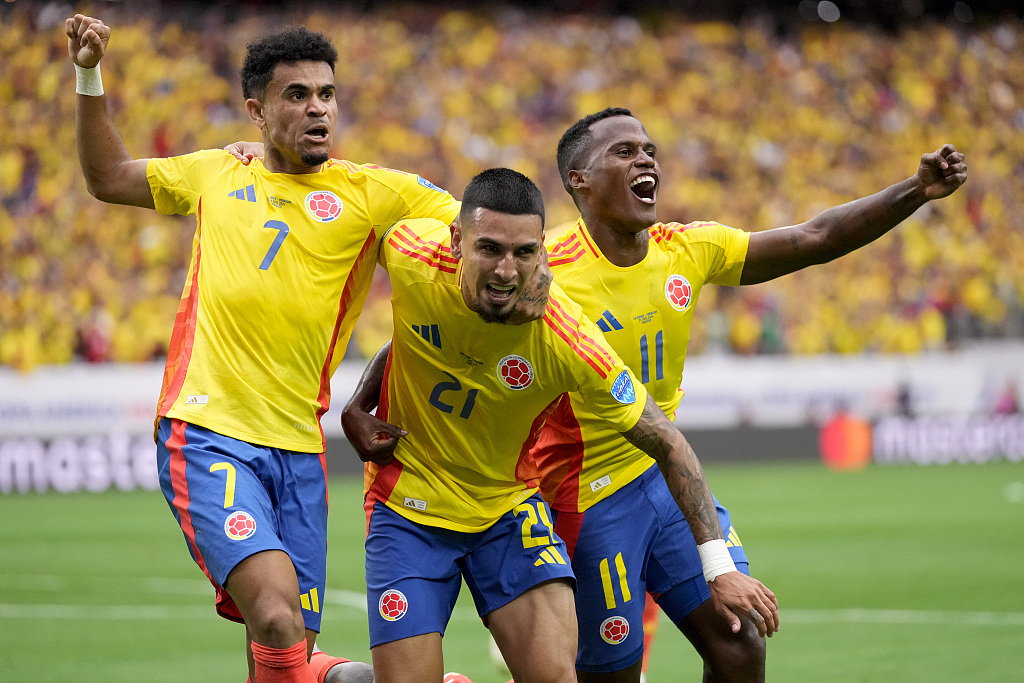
left=487, top=579, right=577, bottom=683
left=364, top=501, right=464, bottom=649
left=460, top=494, right=575, bottom=618
left=267, top=447, right=330, bottom=632
left=554, top=478, right=659, bottom=674
left=642, top=465, right=748, bottom=618
left=155, top=418, right=286, bottom=588
left=461, top=495, right=576, bottom=683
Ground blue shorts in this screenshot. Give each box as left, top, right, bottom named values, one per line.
left=364, top=493, right=576, bottom=648
left=553, top=464, right=748, bottom=673
left=155, top=417, right=329, bottom=631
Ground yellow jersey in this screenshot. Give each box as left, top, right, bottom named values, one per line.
left=365, top=218, right=647, bottom=531
left=148, top=151, right=459, bottom=452
left=533, top=218, right=749, bottom=512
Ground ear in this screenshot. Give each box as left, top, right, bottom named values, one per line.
left=245, top=98, right=266, bottom=129
left=568, top=169, right=586, bottom=192
left=450, top=223, right=463, bottom=259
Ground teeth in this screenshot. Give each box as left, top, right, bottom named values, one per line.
left=490, top=284, right=514, bottom=292
left=630, top=175, right=656, bottom=188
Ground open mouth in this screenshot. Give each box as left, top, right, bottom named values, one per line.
left=485, top=283, right=515, bottom=304
left=629, top=174, right=657, bottom=203
left=304, top=125, right=330, bottom=142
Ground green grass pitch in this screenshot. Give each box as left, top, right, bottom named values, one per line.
left=2, top=460, right=1023, bottom=682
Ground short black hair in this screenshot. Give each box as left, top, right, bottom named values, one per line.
left=241, top=26, right=338, bottom=100
left=556, top=107, right=633, bottom=195
left=460, top=168, right=545, bottom=229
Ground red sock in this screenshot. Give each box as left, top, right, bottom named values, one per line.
left=309, top=651, right=351, bottom=683
left=251, top=640, right=316, bottom=683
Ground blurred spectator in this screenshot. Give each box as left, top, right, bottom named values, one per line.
left=1, top=3, right=1022, bottom=370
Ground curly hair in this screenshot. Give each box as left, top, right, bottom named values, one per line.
left=555, top=107, right=633, bottom=197
left=240, top=26, right=338, bottom=100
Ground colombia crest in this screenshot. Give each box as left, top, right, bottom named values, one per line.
left=665, top=274, right=692, bottom=311
left=304, top=190, right=344, bottom=222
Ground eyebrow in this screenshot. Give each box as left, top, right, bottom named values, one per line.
left=282, top=82, right=336, bottom=93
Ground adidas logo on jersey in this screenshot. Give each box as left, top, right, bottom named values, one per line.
left=596, top=310, right=624, bottom=333
left=412, top=324, right=441, bottom=349
left=228, top=184, right=256, bottom=202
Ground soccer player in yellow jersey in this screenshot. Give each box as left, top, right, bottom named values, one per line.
left=534, top=107, right=967, bottom=683
left=342, top=168, right=778, bottom=683
left=67, top=14, right=463, bottom=683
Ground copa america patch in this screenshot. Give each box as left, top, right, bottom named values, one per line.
left=417, top=175, right=445, bottom=192
left=304, top=190, right=344, bottom=222
left=224, top=511, right=257, bottom=540
left=610, top=370, right=636, bottom=404
left=497, top=354, right=534, bottom=390
left=600, top=615, right=630, bottom=644
left=378, top=589, right=408, bottom=621
left=665, top=274, right=693, bottom=311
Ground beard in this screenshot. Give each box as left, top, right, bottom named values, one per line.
left=301, top=152, right=329, bottom=166
left=476, top=306, right=513, bottom=324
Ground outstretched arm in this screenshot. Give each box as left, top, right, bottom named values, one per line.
left=341, top=341, right=407, bottom=466
left=67, top=14, right=154, bottom=208
left=622, top=395, right=779, bottom=637
left=740, top=145, right=967, bottom=284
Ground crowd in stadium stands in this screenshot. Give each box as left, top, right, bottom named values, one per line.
left=1, top=5, right=1022, bottom=371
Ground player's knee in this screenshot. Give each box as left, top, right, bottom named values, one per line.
left=245, top=598, right=306, bottom=645
left=705, top=620, right=765, bottom=682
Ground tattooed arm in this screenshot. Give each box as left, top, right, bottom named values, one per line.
left=740, top=144, right=966, bottom=284
left=623, top=394, right=780, bottom=636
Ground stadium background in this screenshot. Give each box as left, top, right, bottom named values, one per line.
left=1, top=1, right=1023, bottom=681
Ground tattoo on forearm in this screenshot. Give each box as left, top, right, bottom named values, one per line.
left=625, top=403, right=721, bottom=543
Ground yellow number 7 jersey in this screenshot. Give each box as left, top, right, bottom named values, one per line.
left=148, top=151, right=459, bottom=453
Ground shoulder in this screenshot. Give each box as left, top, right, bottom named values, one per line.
left=329, top=161, right=452, bottom=195
left=149, top=149, right=239, bottom=176
left=649, top=220, right=735, bottom=246
left=381, top=218, right=457, bottom=269
left=546, top=220, right=596, bottom=271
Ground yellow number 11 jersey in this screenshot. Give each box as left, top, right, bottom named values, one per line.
left=533, top=218, right=750, bottom=512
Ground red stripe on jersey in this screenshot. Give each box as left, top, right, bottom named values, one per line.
left=314, top=230, right=379, bottom=451
left=158, top=216, right=203, bottom=416
left=390, top=224, right=459, bottom=264
left=578, top=224, right=601, bottom=257
left=387, top=226, right=458, bottom=273
left=362, top=348, right=400, bottom=535
left=165, top=420, right=217, bottom=588
left=530, top=395, right=586, bottom=516
left=548, top=233, right=586, bottom=266
left=543, top=299, right=616, bottom=378
left=515, top=394, right=565, bottom=489
left=651, top=221, right=701, bottom=244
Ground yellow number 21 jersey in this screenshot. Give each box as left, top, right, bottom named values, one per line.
left=365, top=218, right=647, bottom=532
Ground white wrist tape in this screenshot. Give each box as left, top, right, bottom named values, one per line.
left=697, top=539, right=737, bottom=583
left=75, top=63, right=104, bottom=96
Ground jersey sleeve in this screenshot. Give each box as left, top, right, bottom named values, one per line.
left=366, top=167, right=460, bottom=233
left=662, top=221, right=750, bottom=286
left=147, top=149, right=237, bottom=216
left=544, top=289, right=648, bottom=434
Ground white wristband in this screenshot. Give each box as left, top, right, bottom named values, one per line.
left=75, top=63, right=104, bottom=96
left=697, top=539, right=737, bottom=583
